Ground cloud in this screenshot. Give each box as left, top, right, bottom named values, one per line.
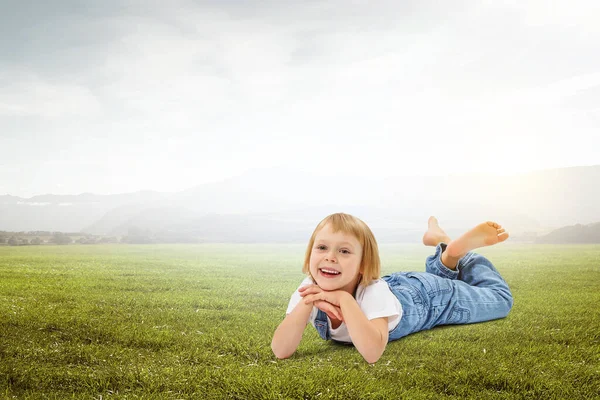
left=0, top=1, right=599, bottom=196
left=0, top=70, right=102, bottom=118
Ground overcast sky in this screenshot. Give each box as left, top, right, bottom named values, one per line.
left=1, top=0, right=599, bottom=197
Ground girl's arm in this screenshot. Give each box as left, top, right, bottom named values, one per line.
left=338, top=293, right=389, bottom=364
left=271, top=300, right=313, bottom=359
left=300, top=287, right=389, bottom=364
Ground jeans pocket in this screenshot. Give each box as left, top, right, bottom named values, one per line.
left=447, top=306, right=471, bottom=324
left=406, top=272, right=452, bottom=296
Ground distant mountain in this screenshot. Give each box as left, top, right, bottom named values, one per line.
left=535, top=222, right=600, bottom=244
left=2, top=165, right=599, bottom=243
left=0, top=191, right=169, bottom=232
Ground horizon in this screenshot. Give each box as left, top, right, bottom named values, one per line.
left=0, top=162, right=598, bottom=239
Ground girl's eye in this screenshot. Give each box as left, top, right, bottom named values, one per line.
left=315, top=245, right=350, bottom=254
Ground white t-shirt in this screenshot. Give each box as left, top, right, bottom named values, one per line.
left=286, top=277, right=402, bottom=343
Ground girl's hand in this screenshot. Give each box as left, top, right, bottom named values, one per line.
left=299, top=285, right=344, bottom=321
left=313, top=300, right=343, bottom=322
left=299, top=285, right=349, bottom=308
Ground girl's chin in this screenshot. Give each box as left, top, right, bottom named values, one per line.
left=315, top=280, right=342, bottom=290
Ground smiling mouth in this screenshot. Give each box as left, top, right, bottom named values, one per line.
left=319, top=268, right=340, bottom=277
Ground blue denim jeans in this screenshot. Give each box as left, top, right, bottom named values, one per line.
left=384, top=243, right=513, bottom=341
left=313, top=243, right=513, bottom=342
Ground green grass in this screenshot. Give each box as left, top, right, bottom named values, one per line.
left=0, top=244, right=599, bottom=399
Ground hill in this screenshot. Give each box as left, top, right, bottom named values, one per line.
left=1, top=165, right=599, bottom=242
left=536, top=222, right=600, bottom=244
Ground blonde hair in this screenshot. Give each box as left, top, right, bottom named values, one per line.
left=302, top=213, right=381, bottom=287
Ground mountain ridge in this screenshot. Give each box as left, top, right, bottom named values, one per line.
left=1, top=165, right=599, bottom=243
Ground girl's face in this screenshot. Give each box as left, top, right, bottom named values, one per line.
left=309, top=223, right=363, bottom=294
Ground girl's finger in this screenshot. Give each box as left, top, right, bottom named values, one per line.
left=322, top=303, right=342, bottom=321
left=303, top=293, right=323, bottom=304
left=299, top=286, right=322, bottom=297
left=299, top=284, right=322, bottom=292
left=314, top=300, right=340, bottom=320
left=327, top=306, right=341, bottom=321
left=326, top=310, right=339, bottom=320
left=329, top=306, right=342, bottom=320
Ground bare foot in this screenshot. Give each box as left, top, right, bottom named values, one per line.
left=445, top=221, right=509, bottom=258
left=422, top=216, right=452, bottom=247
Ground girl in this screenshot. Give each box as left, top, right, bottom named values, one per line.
left=271, top=213, right=513, bottom=364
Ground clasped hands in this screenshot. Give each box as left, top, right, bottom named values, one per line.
left=299, top=284, right=348, bottom=322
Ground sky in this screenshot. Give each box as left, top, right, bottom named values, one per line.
left=1, top=0, right=599, bottom=198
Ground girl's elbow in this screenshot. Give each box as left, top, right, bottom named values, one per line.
left=358, top=329, right=388, bottom=363
left=273, top=350, right=292, bottom=360
left=271, top=342, right=294, bottom=360
left=360, top=345, right=386, bottom=364
left=363, top=354, right=382, bottom=364
left=273, top=352, right=291, bottom=360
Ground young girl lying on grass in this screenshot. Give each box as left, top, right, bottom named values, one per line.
left=271, top=213, right=513, bottom=364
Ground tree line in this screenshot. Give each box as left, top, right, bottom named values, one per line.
left=0, top=231, right=119, bottom=246
left=0, top=226, right=196, bottom=246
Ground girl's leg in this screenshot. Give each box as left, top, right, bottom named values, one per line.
left=423, top=217, right=509, bottom=270
left=424, top=244, right=513, bottom=324
left=421, top=218, right=513, bottom=325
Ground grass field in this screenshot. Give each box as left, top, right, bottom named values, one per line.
left=1, top=243, right=599, bottom=399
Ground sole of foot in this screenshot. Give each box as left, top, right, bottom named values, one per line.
left=445, top=221, right=509, bottom=258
